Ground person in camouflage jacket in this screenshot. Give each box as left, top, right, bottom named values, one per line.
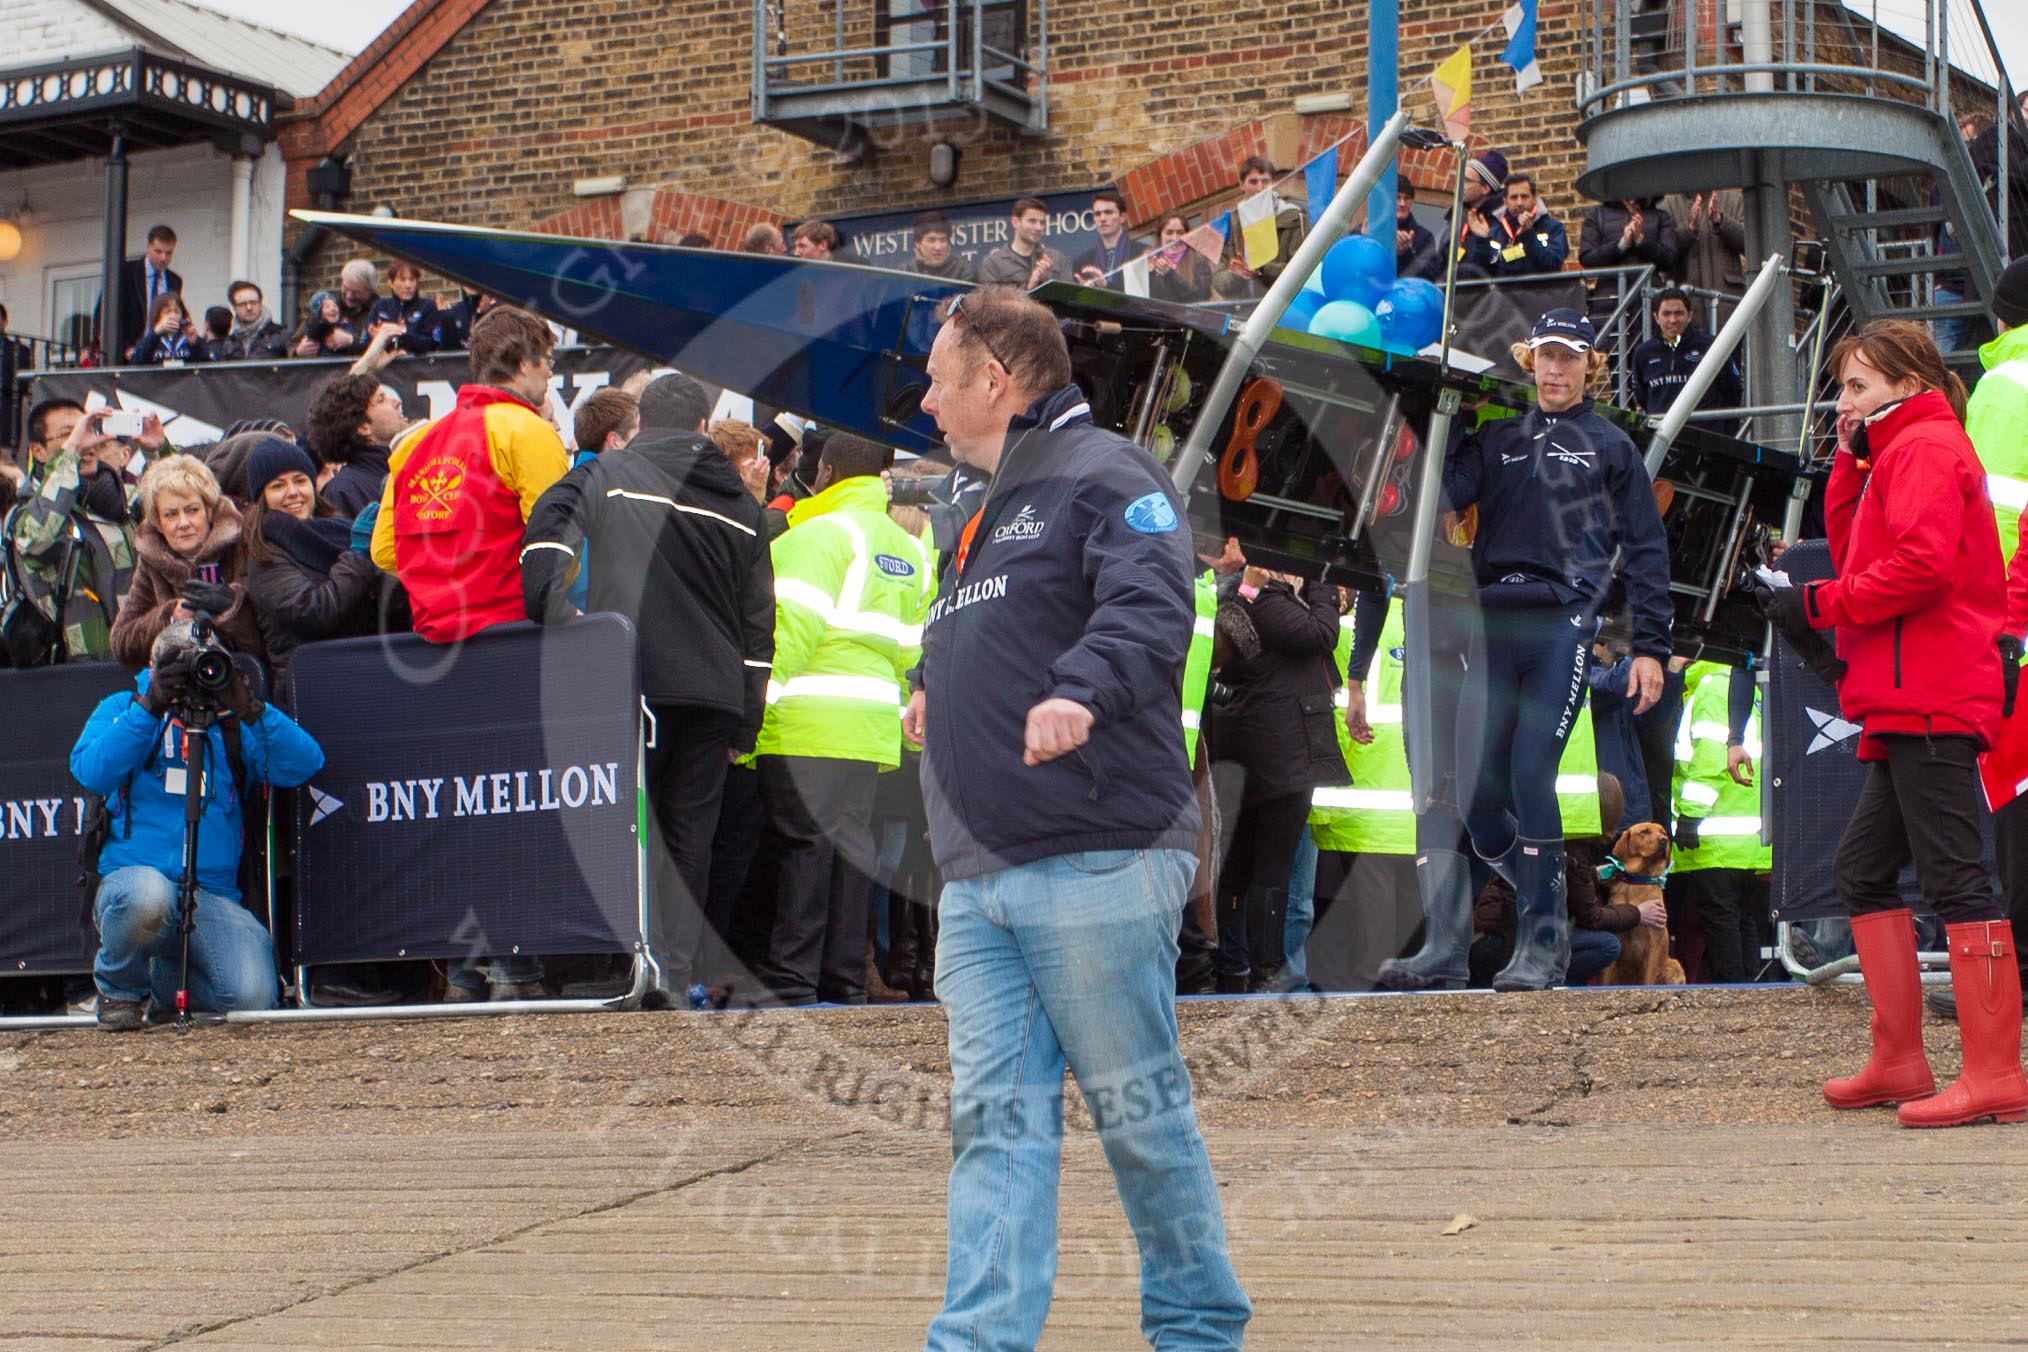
left=6, top=400, right=150, bottom=661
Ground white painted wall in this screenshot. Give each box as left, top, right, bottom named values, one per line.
left=0, top=140, right=285, bottom=348
left=0, top=0, right=131, bottom=61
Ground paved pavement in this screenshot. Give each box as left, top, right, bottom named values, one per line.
left=5, top=990, right=2027, bottom=1349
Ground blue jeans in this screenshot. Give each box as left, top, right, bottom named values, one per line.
left=1567, top=927, right=1622, bottom=984
left=93, top=865, right=278, bottom=1012
left=927, top=848, right=1250, bottom=1351
left=1934, top=285, right=1970, bottom=357
left=1284, top=826, right=1318, bottom=986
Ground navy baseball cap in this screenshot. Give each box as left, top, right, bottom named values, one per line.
left=1528, top=308, right=1596, bottom=352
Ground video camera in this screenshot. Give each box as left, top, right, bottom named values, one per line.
left=156, top=613, right=236, bottom=715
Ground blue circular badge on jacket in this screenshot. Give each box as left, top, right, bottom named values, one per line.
left=1124, top=492, right=1179, bottom=535
left=873, top=553, right=917, bottom=578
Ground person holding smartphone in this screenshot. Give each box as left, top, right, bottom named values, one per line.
left=1147, top=213, right=1214, bottom=303
left=128, top=293, right=212, bottom=366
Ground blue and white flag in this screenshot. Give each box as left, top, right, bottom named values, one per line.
left=1303, top=146, right=1339, bottom=217
left=1501, top=0, right=1543, bottom=91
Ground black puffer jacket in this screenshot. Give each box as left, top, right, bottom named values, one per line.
left=521, top=428, right=775, bottom=742
left=1207, top=579, right=1350, bottom=797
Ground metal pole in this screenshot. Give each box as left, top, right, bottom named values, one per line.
left=1742, top=0, right=1774, bottom=93
left=1170, top=108, right=1410, bottom=498
left=1403, top=386, right=1461, bottom=812
left=100, top=124, right=128, bottom=362
left=1645, top=252, right=1787, bottom=477
left=1366, top=0, right=1399, bottom=269
left=1795, top=273, right=1835, bottom=466
left=1434, top=139, right=1470, bottom=375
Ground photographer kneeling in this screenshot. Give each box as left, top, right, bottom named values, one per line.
left=70, top=620, right=324, bottom=1030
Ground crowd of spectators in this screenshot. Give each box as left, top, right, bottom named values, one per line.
left=13, top=136, right=2028, bottom=1026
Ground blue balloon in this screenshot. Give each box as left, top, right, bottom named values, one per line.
left=1320, top=235, right=1392, bottom=307
left=1279, top=289, right=1325, bottom=332
left=1302, top=264, right=1327, bottom=294
left=1308, top=299, right=1383, bottom=347
left=1377, top=277, right=1446, bottom=351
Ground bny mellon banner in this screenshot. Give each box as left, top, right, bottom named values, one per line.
left=286, top=617, right=644, bottom=967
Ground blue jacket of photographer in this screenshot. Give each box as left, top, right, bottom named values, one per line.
left=71, top=669, right=324, bottom=901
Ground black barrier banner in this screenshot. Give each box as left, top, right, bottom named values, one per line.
left=24, top=345, right=660, bottom=448
left=1450, top=276, right=1590, bottom=382
left=286, top=617, right=642, bottom=966
left=0, top=661, right=142, bottom=973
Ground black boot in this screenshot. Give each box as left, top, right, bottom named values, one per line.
left=1492, top=838, right=1570, bottom=992
left=1375, top=850, right=1475, bottom=991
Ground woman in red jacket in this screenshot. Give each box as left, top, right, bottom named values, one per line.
left=1788, top=321, right=2025, bottom=1128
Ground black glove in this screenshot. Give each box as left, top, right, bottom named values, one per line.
left=1673, top=815, right=1701, bottom=853
left=2002, top=634, right=2022, bottom=720
left=1753, top=581, right=1847, bottom=686
left=179, top=579, right=236, bottom=617
left=222, top=665, right=264, bottom=724
left=139, top=659, right=193, bottom=715
left=1751, top=580, right=1811, bottom=633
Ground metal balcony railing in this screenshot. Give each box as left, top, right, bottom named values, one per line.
left=1577, top=0, right=2017, bottom=252
left=752, top=0, right=1047, bottom=148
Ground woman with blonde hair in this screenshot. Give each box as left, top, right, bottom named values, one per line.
left=110, top=453, right=264, bottom=667
left=1772, top=319, right=2024, bottom=1128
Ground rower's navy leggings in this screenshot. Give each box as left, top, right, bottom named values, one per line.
left=1456, top=600, right=1594, bottom=851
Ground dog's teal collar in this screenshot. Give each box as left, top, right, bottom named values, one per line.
left=1597, top=858, right=1670, bottom=887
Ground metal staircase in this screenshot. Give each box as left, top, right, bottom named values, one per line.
left=1801, top=115, right=2007, bottom=364
left=1576, top=0, right=2018, bottom=376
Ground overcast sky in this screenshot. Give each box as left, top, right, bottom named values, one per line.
left=188, top=0, right=2023, bottom=101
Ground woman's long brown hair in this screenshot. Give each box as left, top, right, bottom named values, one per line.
left=1827, top=320, right=1970, bottom=422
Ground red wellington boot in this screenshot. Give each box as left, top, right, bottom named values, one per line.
left=1823, top=909, right=1937, bottom=1110
left=1899, top=921, right=2028, bottom=1128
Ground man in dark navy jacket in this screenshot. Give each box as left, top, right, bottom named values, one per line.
left=908, top=287, right=1250, bottom=1350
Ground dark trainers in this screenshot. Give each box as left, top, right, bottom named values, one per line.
left=1926, top=987, right=1959, bottom=1021
left=97, top=997, right=145, bottom=1032
left=489, top=980, right=546, bottom=1002
left=442, top=982, right=484, bottom=1004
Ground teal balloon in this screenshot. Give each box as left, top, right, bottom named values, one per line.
left=1279, top=289, right=1325, bottom=331
left=1302, top=264, right=1327, bottom=294
left=1320, top=234, right=1392, bottom=307
left=1308, top=299, right=1383, bottom=347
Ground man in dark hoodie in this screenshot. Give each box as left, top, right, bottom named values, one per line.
left=521, top=371, right=775, bottom=1007
left=909, top=286, right=1249, bottom=1349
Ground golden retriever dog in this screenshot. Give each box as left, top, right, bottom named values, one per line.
left=1596, top=823, right=1687, bottom=986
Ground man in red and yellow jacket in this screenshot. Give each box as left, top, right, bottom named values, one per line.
left=371, top=306, right=568, bottom=643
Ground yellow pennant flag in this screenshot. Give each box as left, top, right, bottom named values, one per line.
left=1432, top=44, right=1472, bottom=141
left=1237, top=189, right=1279, bottom=270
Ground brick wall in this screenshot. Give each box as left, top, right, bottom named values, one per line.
left=288, top=0, right=1613, bottom=296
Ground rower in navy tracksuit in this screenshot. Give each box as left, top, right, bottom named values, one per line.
left=1439, top=309, right=1672, bottom=989
left=1629, top=292, right=1744, bottom=437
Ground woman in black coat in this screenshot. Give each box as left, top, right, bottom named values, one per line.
left=1206, top=569, right=1350, bottom=992
left=240, top=440, right=384, bottom=682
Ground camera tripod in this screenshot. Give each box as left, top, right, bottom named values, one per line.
left=170, top=702, right=215, bottom=1031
